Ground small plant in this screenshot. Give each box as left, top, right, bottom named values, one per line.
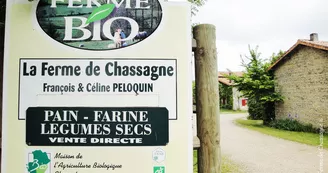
left=269, top=118, right=316, bottom=133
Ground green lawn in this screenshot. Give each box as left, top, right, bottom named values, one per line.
left=235, top=118, right=328, bottom=149
left=220, top=108, right=248, bottom=114
left=193, top=150, right=243, bottom=173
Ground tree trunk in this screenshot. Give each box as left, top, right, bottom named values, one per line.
left=193, top=24, right=221, bottom=173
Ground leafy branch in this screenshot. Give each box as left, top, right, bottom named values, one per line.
left=227, top=45, right=284, bottom=124
left=188, top=0, right=207, bottom=16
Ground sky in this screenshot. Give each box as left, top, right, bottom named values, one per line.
left=170, top=0, right=328, bottom=72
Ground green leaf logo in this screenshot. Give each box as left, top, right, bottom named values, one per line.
left=86, top=4, right=115, bottom=24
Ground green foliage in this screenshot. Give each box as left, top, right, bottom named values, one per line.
left=219, top=83, right=233, bottom=109
left=235, top=118, right=328, bottom=148
left=228, top=45, right=284, bottom=124
left=194, top=150, right=243, bottom=173
left=192, top=81, right=233, bottom=110
left=269, top=118, right=317, bottom=133
left=246, top=97, right=265, bottom=120
left=188, top=0, right=207, bottom=16
left=221, top=108, right=247, bottom=114
left=269, top=50, right=285, bottom=64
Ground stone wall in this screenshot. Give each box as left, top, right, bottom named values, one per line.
left=274, top=45, right=328, bottom=128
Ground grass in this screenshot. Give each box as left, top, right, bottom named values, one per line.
left=220, top=108, right=248, bottom=114
left=235, top=118, right=328, bottom=149
left=193, top=150, right=243, bottom=173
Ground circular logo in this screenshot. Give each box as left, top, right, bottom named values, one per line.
left=152, top=148, right=165, bottom=163
left=36, top=0, right=163, bottom=50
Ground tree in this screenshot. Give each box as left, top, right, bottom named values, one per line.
left=269, top=50, right=285, bottom=65
left=219, top=82, right=233, bottom=109
left=228, top=45, right=284, bottom=125
left=188, top=0, right=207, bottom=16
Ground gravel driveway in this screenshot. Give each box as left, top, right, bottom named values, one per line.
left=220, top=113, right=328, bottom=173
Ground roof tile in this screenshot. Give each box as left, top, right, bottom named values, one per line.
left=218, top=71, right=244, bottom=85
left=268, top=39, right=328, bottom=70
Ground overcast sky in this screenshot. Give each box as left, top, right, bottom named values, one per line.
left=170, top=0, right=328, bottom=72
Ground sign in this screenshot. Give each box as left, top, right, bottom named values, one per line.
left=26, top=107, right=169, bottom=146
left=19, top=59, right=177, bottom=120
left=27, top=150, right=52, bottom=173
left=152, top=148, right=166, bottom=163
left=153, top=166, right=165, bottom=173
left=36, top=0, right=163, bottom=50
left=2, top=0, right=192, bottom=173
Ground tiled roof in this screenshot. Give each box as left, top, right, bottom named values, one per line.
left=218, top=78, right=231, bottom=86
left=218, top=71, right=244, bottom=77
left=299, top=39, right=328, bottom=48
left=218, top=71, right=244, bottom=86
left=268, top=39, right=328, bottom=70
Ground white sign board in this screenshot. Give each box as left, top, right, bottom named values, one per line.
left=2, top=0, right=192, bottom=173
left=19, top=59, right=177, bottom=120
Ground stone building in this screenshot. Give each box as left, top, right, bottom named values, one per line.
left=268, top=33, right=328, bottom=128
left=218, top=72, right=248, bottom=111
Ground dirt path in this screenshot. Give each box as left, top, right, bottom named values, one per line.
left=220, top=113, right=328, bottom=173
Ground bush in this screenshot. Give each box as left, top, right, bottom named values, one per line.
left=263, top=102, right=275, bottom=125
left=247, top=96, right=275, bottom=125
left=220, top=99, right=233, bottom=109
left=219, top=83, right=233, bottom=110
left=269, top=118, right=316, bottom=133
left=247, top=97, right=265, bottom=120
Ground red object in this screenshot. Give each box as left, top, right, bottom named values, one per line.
left=242, top=99, right=247, bottom=106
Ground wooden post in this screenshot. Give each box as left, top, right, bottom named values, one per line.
left=193, top=24, right=221, bottom=173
